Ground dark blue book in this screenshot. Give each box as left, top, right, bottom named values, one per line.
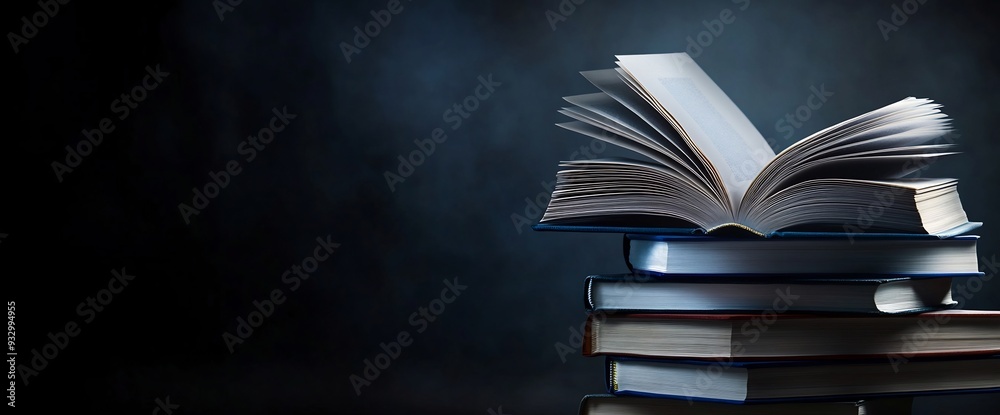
left=606, top=355, right=1000, bottom=403
left=623, top=234, right=981, bottom=275
left=584, top=274, right=965, bottom=314
left=580, top=394, right=913, bottom=415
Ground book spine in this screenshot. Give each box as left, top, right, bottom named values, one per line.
left=706, top=222, right=765, bottom=236
left=578, top=395, right=593, bottom=415
left=622, top=234, right=634, bottom=273
left=584, top=276, right=596, bottom=311
left=605, top=357, right=616, bottom=394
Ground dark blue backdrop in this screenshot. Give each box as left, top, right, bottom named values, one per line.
left=7, top=0, right=1000, bottom=413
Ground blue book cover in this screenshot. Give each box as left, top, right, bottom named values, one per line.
left=622, top=234, right=982, bottom=276
left=583, top=274, right=973, bottom=314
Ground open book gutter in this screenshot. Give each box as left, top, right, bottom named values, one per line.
left=537, top=53, right=975, bottom=238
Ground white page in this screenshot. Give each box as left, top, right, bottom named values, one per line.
left=579, top=69, right=712, bottom=190
left=616, top=53, right=775, bottom=210
left=742, top=97, right=950, bottom=216
left=562, top=93, right=709, bottom=182
left=555, top=118, right=694, bottom=175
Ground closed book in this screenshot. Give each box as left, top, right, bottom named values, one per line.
left=607, top=355, right=1000, bottom=403
left=624, top=234, right=980, bottom=275
left=583, top=310, right=1000, bottom=359
left=584, top=274, right=960, bottom=314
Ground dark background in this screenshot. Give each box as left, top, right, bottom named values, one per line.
left=6, top=0, right=1000, bottom=413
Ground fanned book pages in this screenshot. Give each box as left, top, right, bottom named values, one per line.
left=538, top=52, right=974, bottom=237
left=583, top=274, right=961, bottom=314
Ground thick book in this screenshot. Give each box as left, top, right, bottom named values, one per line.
left=583, top=310, right=1000, bottom=359
left=584, top=274, right=961, bottom=314
left=624, top=234, right=980, bottom=275
left=580, top=394, right=913, bottom=415
left=538, top=52, right=973, bottom=237
left=607, top=355, right=1000, bottom=403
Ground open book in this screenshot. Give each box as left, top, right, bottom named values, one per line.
left=538, top=53, right=973, bottom=237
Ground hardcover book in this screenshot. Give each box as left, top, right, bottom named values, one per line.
left=607, top=355, right=1000, bottom=403
left=624, top=234, right=980, bottom=275
left=583, top=310, right=1000, bottom=359
left=584, top=274, right=960, bottom=314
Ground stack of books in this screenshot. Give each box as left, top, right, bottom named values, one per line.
left=535, top=53, right=1000, bottom=414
